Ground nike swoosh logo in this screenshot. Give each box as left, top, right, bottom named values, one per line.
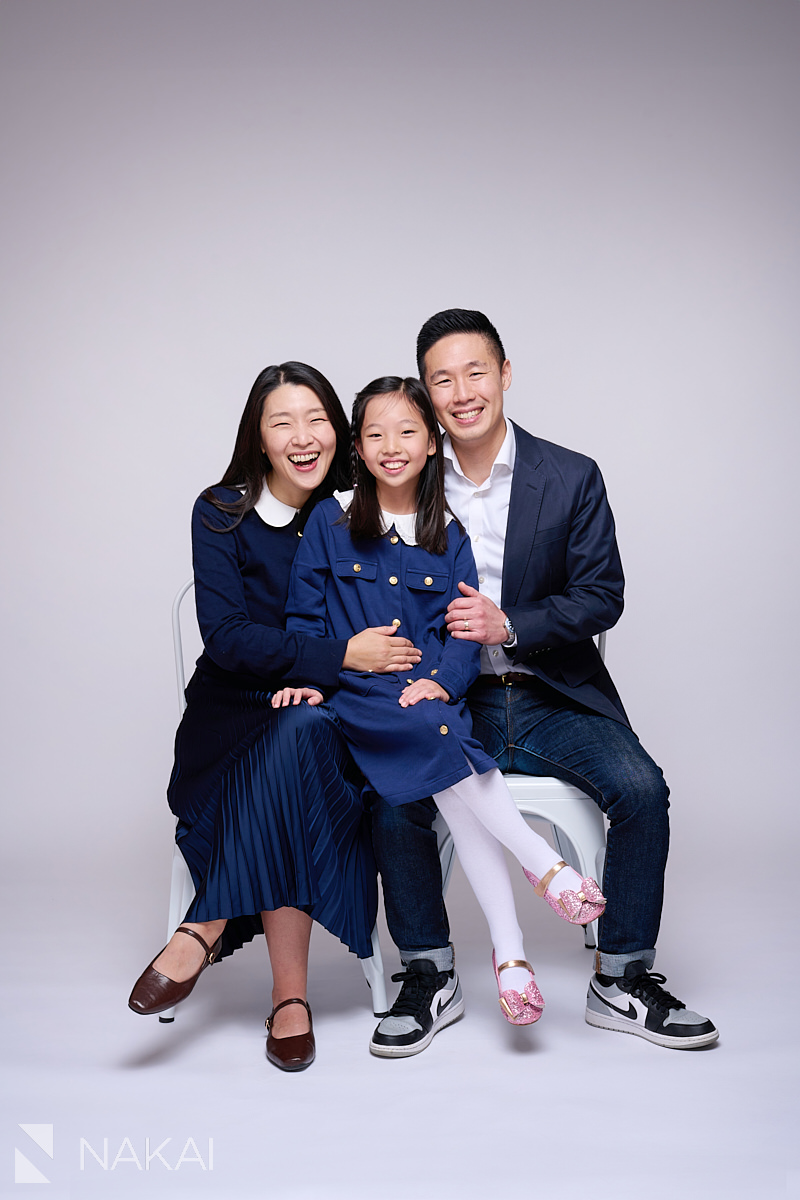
left=437, top=996, right=451, bottom=1017
left=590, top=983, right=637, bottom=1020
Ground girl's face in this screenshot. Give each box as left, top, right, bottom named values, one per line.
left=260, top=383, right=338, bottom=508
left=356, top=392, right=435, bottom=513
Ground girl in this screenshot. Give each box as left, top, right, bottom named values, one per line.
left=129, top=363, right=420, bottom=1071
left=273, top=376, right=605, bottom=1029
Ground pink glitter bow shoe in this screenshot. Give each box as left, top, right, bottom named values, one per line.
left=523, top=860, right=606, bottom=926
left=492, top=952, right=545, bottom=1026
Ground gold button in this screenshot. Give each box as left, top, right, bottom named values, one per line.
left=424, top=576, right=433, bottom=586
left=407, top=678, right=414, bottom=684
left=389, top=575, right=398, bottom=585
left=392, top=618, right=401, bottom=627
left=439, top=724, right=449, bottom=735
left=390, top=535, right=399, bottom=544
left=297, top=531, right=303, bottom=537
left=430, top=669, right=438, bottom=675
left=353, top=563, right=361, bottom=572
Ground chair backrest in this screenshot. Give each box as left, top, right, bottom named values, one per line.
left=172, top=578, right=197, bottom=717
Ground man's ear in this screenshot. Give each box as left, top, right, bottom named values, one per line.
left=501, top=359, right=513, bottom=391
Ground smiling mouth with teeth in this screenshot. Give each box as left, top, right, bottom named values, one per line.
left=289, top=452, right=320, bottom=464
left=380, top=460, right=407, bottom=470
left=452, top=408, right=483, bottom=421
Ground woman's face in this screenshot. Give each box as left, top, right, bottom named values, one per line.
left=260, top=383, right=338, bottom=508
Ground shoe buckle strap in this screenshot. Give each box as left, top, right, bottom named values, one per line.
left=533, top=860, right=568, bottom=897
left=495, top=959, right=534, bottom=974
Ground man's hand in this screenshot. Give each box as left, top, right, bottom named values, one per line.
left=343, top=625, right=422, bottom=673
left=271, top=686, right=324, bottom=708
left=445, top=582, right=508, bottom=645
left=399, top=679, right=449, bottom=707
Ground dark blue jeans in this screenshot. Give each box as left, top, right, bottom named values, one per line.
left=371, top=676, right=670, bottom=975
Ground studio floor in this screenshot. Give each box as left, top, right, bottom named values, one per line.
left=3, top=864, right=797, bottom=1200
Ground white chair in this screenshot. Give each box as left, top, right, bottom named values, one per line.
left=434, top=780, right=606, bottom=951
left=160, top=579, right=388, bottom=1021
left=434, top=632, right=609, bottom=951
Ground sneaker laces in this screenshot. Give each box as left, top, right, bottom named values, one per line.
left=388, top=968, right=448, bottom=1020
left=623, top=969, right=685, bottom=1017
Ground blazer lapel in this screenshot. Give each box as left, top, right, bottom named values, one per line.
left=502, top=424, right=545, bottom=608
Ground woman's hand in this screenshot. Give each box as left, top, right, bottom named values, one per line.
left=344, top=625, right=422, bottom=674
left=271, top=686, right=324, bottom=708
left=399, top=679, right=449, bottom=708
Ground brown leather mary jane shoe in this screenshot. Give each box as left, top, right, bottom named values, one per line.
left=128, top=926, right=222, bottom=1016
left=265, top=998, right=315, bottom=1072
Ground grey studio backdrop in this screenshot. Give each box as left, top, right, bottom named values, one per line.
left=1, top=2, right=798, bottom=1199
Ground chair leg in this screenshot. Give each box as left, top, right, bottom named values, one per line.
left=360, top=924, right=389, bottom=1017
left=159, top=845, right=196, bottom=1023
left=433, top=812, right=456, bottom=897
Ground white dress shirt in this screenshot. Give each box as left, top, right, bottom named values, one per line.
left=443, top=422, right=533, bottom=677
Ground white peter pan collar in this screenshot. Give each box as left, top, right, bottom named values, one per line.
left=332, top=489, right=451, bottom=547
left=251, top=483, right=299, bottom=528
left=333, top=489, right=355, bottom=510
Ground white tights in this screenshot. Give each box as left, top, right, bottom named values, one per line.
left=433, top=765, right=587, bottom=994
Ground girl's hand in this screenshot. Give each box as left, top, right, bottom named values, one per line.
left=399, top=679, right=449, bottom=707
left=271, top=687, right=324, bottom=708
left=344, top=625, right=422, bottom=673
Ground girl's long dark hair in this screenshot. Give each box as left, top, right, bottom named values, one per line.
left=346, top=376, right=456, bottom=555
left=203, top=362, right=350, bottom=531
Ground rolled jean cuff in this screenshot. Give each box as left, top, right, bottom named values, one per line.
left=401, top=944, right=454, bottom=972
left=595, top=948, right=656, bottom=976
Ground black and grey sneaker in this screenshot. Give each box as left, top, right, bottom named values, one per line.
left=585, top=960, right=719, bottom=1049
left=369, top=958, right=464, bottom=1058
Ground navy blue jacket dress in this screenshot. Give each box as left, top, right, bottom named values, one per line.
left=286, top=496, right=496, bottom=806
left=166, top=487, right=378, bottom=961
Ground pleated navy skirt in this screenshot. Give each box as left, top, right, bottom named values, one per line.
left=167, top=669, right=378, bottom=961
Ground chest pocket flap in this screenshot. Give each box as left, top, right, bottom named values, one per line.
left=405, top=567, right=449, bottom=592
left=335, top=558, right=378, bottom=581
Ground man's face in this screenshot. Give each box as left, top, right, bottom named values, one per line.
left=422, top=333, right=512, bottom=451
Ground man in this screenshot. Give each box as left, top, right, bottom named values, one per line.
left=369, top=308, right=717, bottom=1056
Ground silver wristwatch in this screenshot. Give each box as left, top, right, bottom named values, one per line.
left=502, top=616, right=517, bottom=649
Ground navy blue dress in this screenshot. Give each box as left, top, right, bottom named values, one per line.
left=286, top=497, right=496, bottom=806
left=167, top=488, right=378, bottom=961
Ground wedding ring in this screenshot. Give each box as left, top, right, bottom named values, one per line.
left=464, top=619, right=470, bottom=632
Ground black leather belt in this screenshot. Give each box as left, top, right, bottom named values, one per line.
left=473, top=672, right=534, bottom=687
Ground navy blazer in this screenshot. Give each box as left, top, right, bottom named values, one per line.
left=494, top=422, right=630, bottom=728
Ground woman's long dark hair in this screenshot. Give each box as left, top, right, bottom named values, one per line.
left=203, top=362, right=350, bottom=531
left=346, top=376, right=455, bottom=555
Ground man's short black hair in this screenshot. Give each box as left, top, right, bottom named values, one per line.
left=416, top=309, right=506, bottom=377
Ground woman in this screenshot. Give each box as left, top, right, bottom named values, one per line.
left=128, top=363, right=420, bottom=1071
